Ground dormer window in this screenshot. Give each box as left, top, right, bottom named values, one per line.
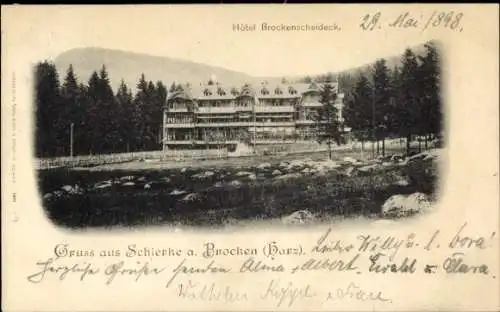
left=274, top=87, right=283, bottom=95
left=217, top=87, right=226, bottom=96
left=204, top=89, right=212, bottom=96
left=288, top=86, right=297, bottom=95
left=230, top=87, right=239, bottom=96
left=261, top=87, right=269, bottom=95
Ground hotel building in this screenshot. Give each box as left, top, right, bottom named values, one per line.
left=162, top=81, right=345, bottom=151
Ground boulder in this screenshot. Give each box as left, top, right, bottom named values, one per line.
left=344, top=166, right=358, bottom=177
left=213, top=181, right=223, bottom=188
left=181, top=193, right=199, bottom=202
left=192, top=171, right=215, bottom=180
left=256, top=163, right=271, bottom=170
left=61, top=185, right=74, bottom=193
left=43, top=193, right=53, bottom=200
left=279, top=161, right=289, bottom=168
left=180, top=167, right=187, bottom=173
left=94, top=181, right=112, bottom=189
left=122, top=181, right=135, bottom=186
left=119, top=175, right=135, bottom=181
left=381, top=192, right=433, bottom=218
left=275, top=173, right=302, bottom=180
left=144, top=183, right=151, bottom=189
left=343, top=156, right=361, bottom=165
left=170, top=189, right=187, bottom=195
left=247, top=173, right=257, bottom=180
left=137, top=176, right=147, bottom=182
left=53, top=190, right=64, bottom=198
left=358, top=164, right=382, bottom=173
left=235, top=171, right=253, bottom=177
left=282, top=210, right=315, bottom=225
left=272, top=169, right=282, bottom=176
left=229, top=180, right=243, bottom=187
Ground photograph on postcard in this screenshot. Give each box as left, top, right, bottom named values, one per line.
left=2, top=4, right=499, bottom=312
left=34, top=39, right=444, bottom=229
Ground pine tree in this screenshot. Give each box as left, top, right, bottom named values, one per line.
left=343, top=73, right=373, bottom=154
left=155, top=81, right=168, bottom=146
left=315, top=74, right=342, bottom=160
left=60, top=64, right=80, bottom=156
left=116, top=79, right=134, bottom=152
left=399, top=48, right=420, bottom=155
left=372, top=59, right=391, bottom=156
left=133, top=74, right=149, bottom=150
left=418, top=41, right=442, bottom=149
left=34, top=61, right=61, bottom=157
left=86, top=70, right=103, bottom=154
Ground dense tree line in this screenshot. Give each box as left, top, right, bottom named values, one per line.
left=34, top=63, right=169, bottom=157
left=317, top=41, right=442, bottom=156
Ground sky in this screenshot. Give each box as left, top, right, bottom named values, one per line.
left=3, top=5, right=494, bottom=77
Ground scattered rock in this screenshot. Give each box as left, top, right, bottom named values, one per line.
left=144, top=183, right=151, bottom=189
left=247, top=173, right=257, bottom=180
left=122, top=181, right=135, bottom=186
left=213, top=181, right=223, bottom=188
left=272, top=169, right=282, bottom=176
left=344, top=166, right=358, bottom=177
left=235, top=171, right=253, bottom=177
left=359, top=164, right=382, bottom=172
left=161, top=177, right=171, bottom=183
left=192, top=171, right=215, bottom=179
left=381, top=192, right=433, bottom=218
left=181, top=167, right=187, bottom=173
left=275, top=173, right=302, bottom=180
left=43, top=193, right=53, bottom=200
left=53, top=190, right=64, bottom=198
left=170, top=189, right=187, bottom=195
left=343, top=156, right=361, bottom=165
left=61, top=185, right=73, bottom=192
left=94, top=181, right=112, bottom=189
left=181, top=193, right=199, bottom=202
left=282, top=210, right=315, bottom=225
left=229, top=180, right=243, bottom=187
left=120, top=175, right=135, bottom=181
left=256, top=163, right=271, bottom=170
left=137, top=176, right=147, bottom=182
left=61, top=185, right=78, bottom=194
left=301, top=167, right=311, bottom=174
left=390, top=153, right=404, bottom=162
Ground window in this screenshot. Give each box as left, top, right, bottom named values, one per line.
left=261, top=87, right=269, bottom=95
left=275, top=87, right=283, bottom=95
left=204, top=89, right=212, bottom=96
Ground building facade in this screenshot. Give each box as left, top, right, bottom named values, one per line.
left=162, top=81, right=344, bottom=151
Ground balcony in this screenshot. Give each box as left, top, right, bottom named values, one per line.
left=254, top=106, right=295, bottom=113
left=197, top=107, right=238, bottom=114
left=196, top=122, right=252, bottom=127
left=165, top=123, right=196, bottom=128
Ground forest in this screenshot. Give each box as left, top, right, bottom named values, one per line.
left=35, top=41, right=441, bottom=158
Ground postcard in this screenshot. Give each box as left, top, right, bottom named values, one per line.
left=2, top=4, right=499, bottom=311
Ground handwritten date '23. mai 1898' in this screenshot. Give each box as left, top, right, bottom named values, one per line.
left=360, top=11, right=464, bottom=32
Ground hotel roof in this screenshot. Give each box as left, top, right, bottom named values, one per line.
left=168, top=81, right=339, bottom=101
